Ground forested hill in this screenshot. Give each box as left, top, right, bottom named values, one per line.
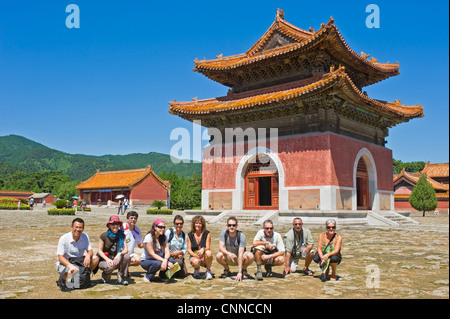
left=0, top=135, right=201, bottom=181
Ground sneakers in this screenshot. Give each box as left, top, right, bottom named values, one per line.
left=143, top=275, right=151, bottom=283
left=117, top=274, right=129, bottom=285
left=192, top=269, right=214, bottom=280
left=101, top=272, right=110, bottom=284
left=192, top=269, right=204, bottom=279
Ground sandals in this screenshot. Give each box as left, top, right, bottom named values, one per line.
left=219, top=269, right=232, bottom=278
left=303, top=268, right=314, bottom=276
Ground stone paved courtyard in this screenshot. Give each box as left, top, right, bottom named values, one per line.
left=0, top=206, right=448, bottom=300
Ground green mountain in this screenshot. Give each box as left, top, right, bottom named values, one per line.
left=0, top=135, right=201, bottom=181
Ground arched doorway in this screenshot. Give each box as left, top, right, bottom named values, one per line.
left=244, top=154, right=279, bottom=210
left=356, top=157, right=370, bottom=210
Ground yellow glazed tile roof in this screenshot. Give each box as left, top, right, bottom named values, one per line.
left=421, top=162, right=449, bottom=178
left=393, top=168, right=449, bottom=192
left=169, top=67, right=423, bottom=120
left=194, top=13, right=399, bottom=78
left=76, top=166, right=170, bottom=190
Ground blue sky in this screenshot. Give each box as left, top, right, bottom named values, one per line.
left=0, top=0, right=448, bottom=164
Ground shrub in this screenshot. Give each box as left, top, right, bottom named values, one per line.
left=151, top=200, right=166, bottom=210
left=146, top=209, right=173, bottom=215
left=47, top=209, right=76, bottom=215
left=0, top=197, right=18, bottom=204
left=0, top=198, right=30, bottom=210
left=0, top=204, right=30, bottom=210
left=76, top=207, right=91, bottom=212
left=52, top=199, right=69, bottom=209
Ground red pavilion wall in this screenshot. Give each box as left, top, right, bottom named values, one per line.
left=202, top=132, right=394, bottom=192
left=130, top=175, right=168, bottom=205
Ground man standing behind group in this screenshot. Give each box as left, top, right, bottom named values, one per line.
left=216, top=217, right=254, bottom=281
left=284, top=217, right=314, bottom=276
left=123, top=211, right=143, bottom=277
left=165, top=215, right=188, bottom=278
left=252, top=219, right=285, bottom=280
left=56, top=218, right=98, bottom=281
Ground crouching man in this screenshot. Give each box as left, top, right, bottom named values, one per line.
left=252, top=219, right=285, bottom=280
left=56, top=218, right=99, bottom=284
left=216, top=217, right=254, bottom=281
left=284, top=217, right=315, bottom=276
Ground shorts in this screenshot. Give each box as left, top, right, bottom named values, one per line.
left=251, top=245, right=279, bottom=265
left=313, top=252, right=342, bottom=265
left=56, top=262, right=68, bottom=274
left=224, top=251, right=253, bottom=266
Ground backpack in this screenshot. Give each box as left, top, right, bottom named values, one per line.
left=224, top=230, right=244, bottom=251
left=168, top=228, right=186, bottom=243
left=56, top=256, right=91, bottom=292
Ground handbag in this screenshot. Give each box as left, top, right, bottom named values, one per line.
left=313, top=233, right=336, bottom=263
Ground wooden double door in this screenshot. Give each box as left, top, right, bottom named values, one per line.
left=245, top=174, right=279, bottom=210
left=356, top=158, right=370, bottom=210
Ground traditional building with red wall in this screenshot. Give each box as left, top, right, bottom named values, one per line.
left=169, top=10, right=424, bottom=223
left=29, top=193, right=56, bottom=205
left=394, top=162, right=449, bottom=212
left=76, top=165, right=170, bottom=206
left=0, top=191, right=33, bottom=201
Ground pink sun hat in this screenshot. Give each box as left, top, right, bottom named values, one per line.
left=106, top=215, right=123, bottom=227
left=154, top=219, right=164, bottom=226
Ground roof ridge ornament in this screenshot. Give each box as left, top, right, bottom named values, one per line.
left=276, top=8, right=285, bottom=21
left=327, top=16, right=335, bottom=26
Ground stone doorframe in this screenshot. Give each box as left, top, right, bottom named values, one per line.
left=352, top=148, right=378, bottom=211
left=233, top=147, right=288, bottom=210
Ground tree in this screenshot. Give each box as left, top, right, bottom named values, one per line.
left=162, top=172, right=201, bottom=210
left=409, top=174, right=438, bottom=217
left=393, top=159, right=426, bottom=175
left=53, top=181, right=79, bottom=200
left=151, top=200, right=166, bottom=210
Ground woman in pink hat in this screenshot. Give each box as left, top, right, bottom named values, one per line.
left=97, top=215, right=130, bottom=285
left=140, top=219, right=175, bottom=282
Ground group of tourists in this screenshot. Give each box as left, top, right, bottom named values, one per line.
left=56, top=212, right=342, bottom=290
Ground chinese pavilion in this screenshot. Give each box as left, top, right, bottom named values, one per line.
left=394, top=162, right=449, bottom=212
left=169, top=10, right=423, bottom=214
left=76, top=165, right=170, bottom=206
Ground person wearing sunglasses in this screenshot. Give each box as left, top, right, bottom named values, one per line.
left=252, top=219, right=285, bottom=280
left=216, top=217, right=254, bottom=281
left=165, top=215, right=188, bottom=278
left=187, top=215, right=213, bottom=279
left=283, top=217, right=315, bottom=277
left=140, top=219, right=175, bottom=282
left=313, top=219, right=342, bottom=281
left=97, top=215, right=130, bottom=285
